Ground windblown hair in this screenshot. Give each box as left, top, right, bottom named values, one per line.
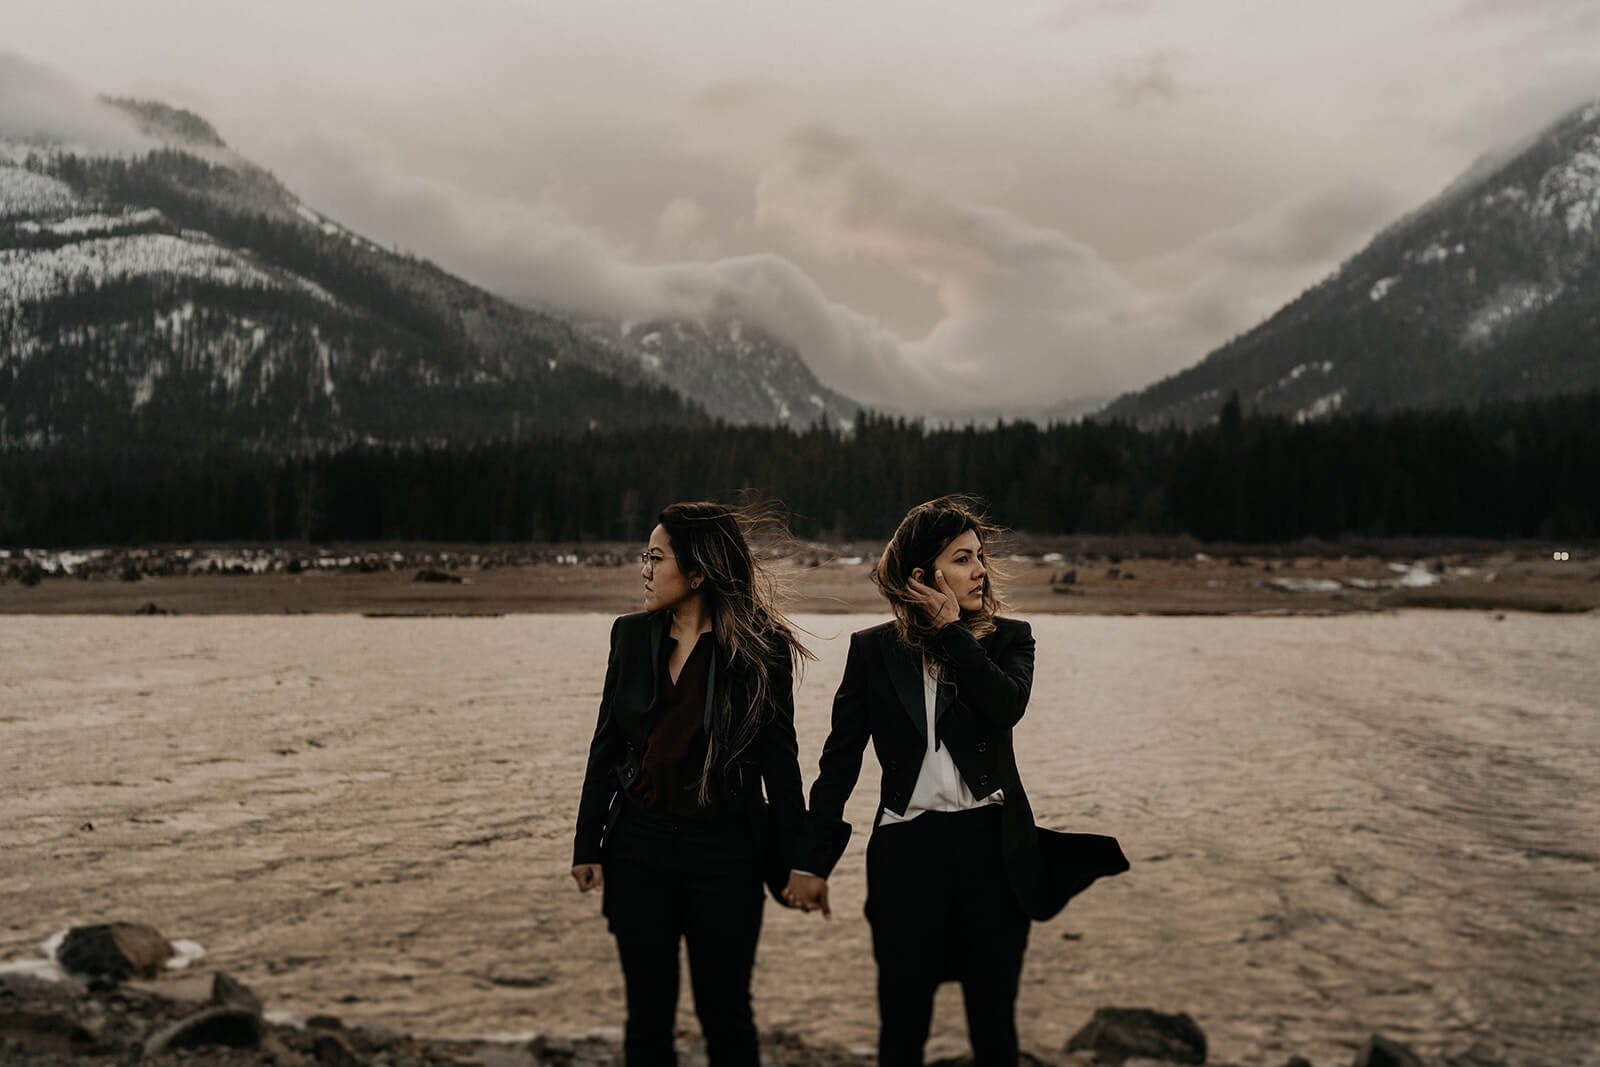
left=656, top=500, right=813, bottom=802
left=871, top=494, right=1010, bottom=667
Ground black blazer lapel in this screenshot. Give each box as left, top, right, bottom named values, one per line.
left=881, top=636, right=928, bottom=743
left=648, top=612, right=665, bottom=713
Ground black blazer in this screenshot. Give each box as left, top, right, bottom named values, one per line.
left=572, top=611, right=806, bottom=904
left=797, top=616, right=1128, bottom=920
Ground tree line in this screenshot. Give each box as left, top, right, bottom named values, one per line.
left=2, top=392, right=1596, bottom=547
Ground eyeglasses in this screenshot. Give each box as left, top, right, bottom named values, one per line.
left=639, top=551, right=676, bottom=572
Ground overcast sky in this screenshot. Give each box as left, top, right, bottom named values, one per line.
left=4, top=1, right=1598, bottom=413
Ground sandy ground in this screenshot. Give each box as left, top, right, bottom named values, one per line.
left=2, top=543, right=1596, bottom=616
left=3, top=612, right=1597, bottom=1067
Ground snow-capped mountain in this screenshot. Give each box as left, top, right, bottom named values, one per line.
left=0, top=97, right=856, bottom=448
left=591, top=317, right=858, bottom=428
left=1101, top=99, right=1600, bottom=428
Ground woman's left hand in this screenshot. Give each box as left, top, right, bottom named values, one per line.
left=908, top=568, right=960, bottom=629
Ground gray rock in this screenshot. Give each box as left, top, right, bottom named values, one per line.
left=1065, top=1007, right=1207, bottom=1065
left=1352, top=1035, right=1424, bottom=1067
left=142, top=1005, right=262, bottom=1057
left=1283, top=1057, right=1314, bottom=1067
left=57, top=922, right=175, bottom=984
left=211, top=970, right=263, bottom=1014
left=314, top=1029, right=366, bottom=1067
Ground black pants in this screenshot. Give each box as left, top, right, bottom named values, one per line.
left=865, top=805, right=1031, bottom=1067
left=602, top=804, right=765, bottom=1067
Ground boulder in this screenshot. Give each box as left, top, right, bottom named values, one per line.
left=142, top=1005, right=262, bottom=1057
left=413, top=568, right=462, bottom=584
left=57, top=923, right=174, bottom=984
left=1065, top=1007, right=1207, bottom=1065
left=313, top=1029, right=365, bottom=1067
left=1352, top=1035, right=1424, bottom=1067
left=211, top=971, right=263, bottom=1014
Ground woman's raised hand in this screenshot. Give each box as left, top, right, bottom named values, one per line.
left=908, top=568, right=960, bottom=629
left=571, top=864, right=604, bottom=892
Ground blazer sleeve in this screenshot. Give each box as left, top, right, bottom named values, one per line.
left=572, top=616, right=625, bottom=866
left=755, top=647, right=805, bottom=869
left=935, top=618, right=1035, bottom=730
left=798, top=630, right=872, bottom=877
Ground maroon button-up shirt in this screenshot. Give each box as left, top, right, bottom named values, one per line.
left=627, top=630, right=716, bottom=817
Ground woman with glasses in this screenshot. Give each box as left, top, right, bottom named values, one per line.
left=571, top=501, right=813, bottom=1066
left=785, top=495, right=1127, bottom=1066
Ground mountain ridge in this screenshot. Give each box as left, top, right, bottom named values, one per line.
left=1099, top=97, right=1600, bottom=427
left=1, top=96, right=858, bottom=449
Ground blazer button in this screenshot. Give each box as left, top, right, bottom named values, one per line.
left=976, top=742, right=988, bottom=753
left=978, top=774, right=990, bottom=786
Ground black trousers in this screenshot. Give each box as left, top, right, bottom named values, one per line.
left=602, top=804, right=765, bottom=1067
left=865, top=805, right=1032, bottom=1067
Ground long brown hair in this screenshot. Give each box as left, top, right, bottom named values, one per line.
left=871, top=494, right=1009, bottom=667
left=656, top=500, right=812, bottom=801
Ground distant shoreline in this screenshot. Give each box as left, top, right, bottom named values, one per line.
left=3, top=540, right=1594, bottom=616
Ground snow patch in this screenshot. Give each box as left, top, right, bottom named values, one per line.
left=1532, top=131, right=1600, bottom=233
left=1268, top=577, right=1342, bottom=593
left=1294, top=388, right=1347, bottom=423
left=1369, top=276, right=1401, bottom=301
left=1462, top=281, right=1562, bottom=345
left=1412, top=242, right=1464, bottom=264
left=0, top=166, right=78, bottom=218
left=1388, top=562, right=1440, bottom=588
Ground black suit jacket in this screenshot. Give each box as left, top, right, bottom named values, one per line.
left=798, top=616, right=1127, bottom=920
left=572, top=611, right=806, bottom=904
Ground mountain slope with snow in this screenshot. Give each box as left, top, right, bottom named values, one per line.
left=1101, top=99, right=1600, bottom=428
left=0, top=97, right=858, bottom=448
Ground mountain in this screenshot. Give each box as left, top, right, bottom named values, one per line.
left=1101, top=98, right=1600, bottom=428
left=585, top=317, right=858, bottom=428
left=0, top=97, right=857, bottom=449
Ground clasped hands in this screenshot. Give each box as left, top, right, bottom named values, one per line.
left=781, top=872, right=831, bottom=917
left=576, top=865, right=830, bottom=917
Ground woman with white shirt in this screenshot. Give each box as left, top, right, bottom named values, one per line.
left=785, top=495, right=1127, bottom=1066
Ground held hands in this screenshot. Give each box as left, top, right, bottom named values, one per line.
left=782, top=872, right=831, bottom=918
left=908, top=568, right=960, bottom=629
left=571, top=864, right=603, bottom=892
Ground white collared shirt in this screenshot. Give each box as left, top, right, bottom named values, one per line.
left=877, top=657, right=1003, bottom=826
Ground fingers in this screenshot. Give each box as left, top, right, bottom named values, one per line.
left=932, top=569, right=954, bottom=593
left=820, top=884, right=832, bottom=919
left=570, top=865, right=603, bottom=892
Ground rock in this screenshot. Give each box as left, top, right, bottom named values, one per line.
left=57, top=923, right=175, bottom=983
left=314, top=1029, right=366, bottom=1067
left=142, top=1005, right=262, bottom=1056
left=1283, top=1058, right=1314, bottom=1067
left=413, top=568, right=462, bottom=584
left=211, top=970, right=263, bottom=1014
left=1065, top=1007, right=1207, bottom=1065
left=1352, top=1035, right=1424, bottom=1067
left=0, top=1008, right=98, bottom=1054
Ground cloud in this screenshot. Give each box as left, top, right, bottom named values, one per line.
left=753, top=124, right=1186, bottom=408
left=0, top=51, right=153, bottom=154
left=657, top=196, right=710, bottom=249
left=1048, top=0, right=1162, bottom=30
left=268, top=128, right=929, bottom=408
left=268, top=115, right=1407, bottom=418
left=1105, top=50, right=1186, bottom=107
left=1130, top=182, right=1402, bottom=340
